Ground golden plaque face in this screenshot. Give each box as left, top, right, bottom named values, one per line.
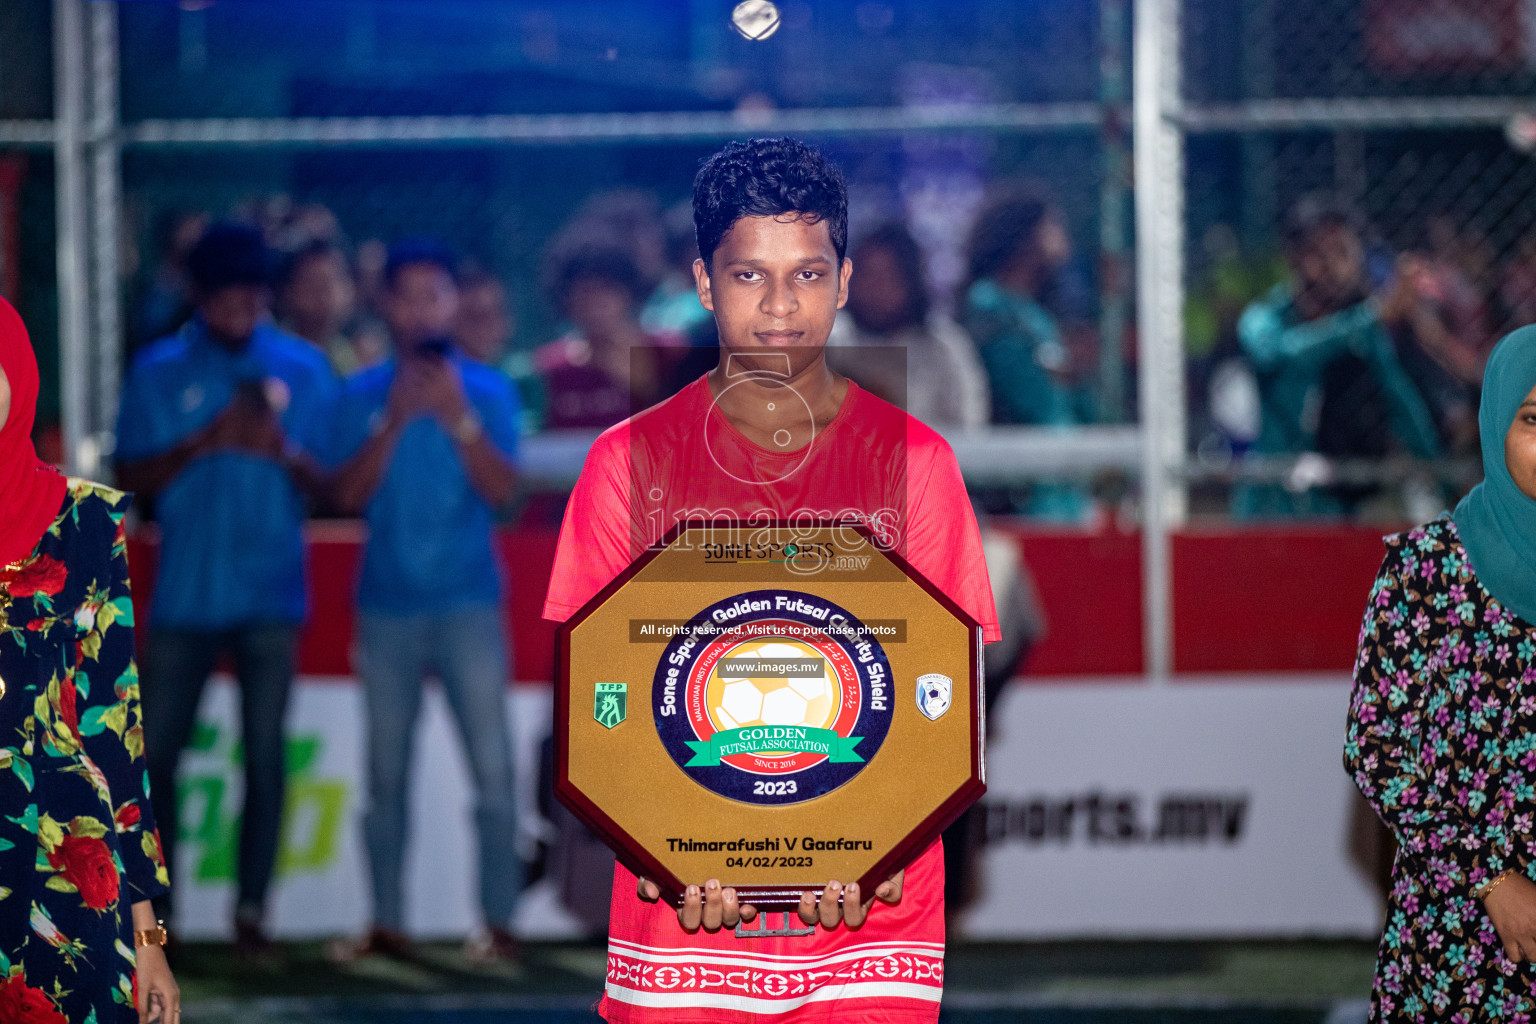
left=555, top=521, right=984, bottom=909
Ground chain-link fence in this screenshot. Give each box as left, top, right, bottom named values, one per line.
left=14, top=2, right=1534, bottom=494
left=1180, top=0, right=1536, bottom=520
left=15, top=0, right=1536, bottom=668
left=0, top=0, right=58, bottom=435
left=111, top=0, right=1112, bottom=322
left=22, top=0, right=1144, bottom=514
left=20, top=7, right=1122, bottom=400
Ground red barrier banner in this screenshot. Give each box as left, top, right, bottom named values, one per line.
left=128, top=522, right=1393, bottom=682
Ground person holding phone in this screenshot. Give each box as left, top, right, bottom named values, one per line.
left=1235, top=195, right=1442, bottom=517
left=324, top=240, right=525, bottom=963
left=116, top=222, right=334, bottom=959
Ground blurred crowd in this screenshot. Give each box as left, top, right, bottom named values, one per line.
left=131, top=185, right=1522, bottom=533
left=126, top=184, right=1105, bottom=523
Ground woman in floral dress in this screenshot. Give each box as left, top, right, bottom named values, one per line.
left=1348, top=324, right=1536, bottom=1021
left=0, top=298, right=179, bottom=1022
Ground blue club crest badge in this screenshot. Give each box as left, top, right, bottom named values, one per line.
left=916, top=673, right=952, bottom=721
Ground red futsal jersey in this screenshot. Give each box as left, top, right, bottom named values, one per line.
left=544, top=375, right=999, bottom=1024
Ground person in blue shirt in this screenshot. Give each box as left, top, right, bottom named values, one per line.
left=115, top=222, right=336, bottom=958
left=1236, top=195, right=1442, bottom=517
left=323, top=240, right=524, bottom=964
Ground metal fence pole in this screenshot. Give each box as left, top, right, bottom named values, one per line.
left=53, top=0, right=94, bottom=478
left=1133, top=0, right=1188, bottom=680
left=1099, top=0, right=1131, bottom=424
left=88, top=0, right=122, bottom=472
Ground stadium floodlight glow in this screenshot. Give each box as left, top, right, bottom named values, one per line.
left=731, top=1, right=782, bottom=41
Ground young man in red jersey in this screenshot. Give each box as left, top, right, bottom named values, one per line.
left=543, top=137, right=1000, bottom=1023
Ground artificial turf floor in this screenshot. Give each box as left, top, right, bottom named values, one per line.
left=172, top=938, right=1379, bottom=1023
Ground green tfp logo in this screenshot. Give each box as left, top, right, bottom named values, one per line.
left=595, top=682, right=627, bottom=729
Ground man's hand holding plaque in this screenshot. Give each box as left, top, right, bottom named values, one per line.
left=632, top=868, right=905, bottom=932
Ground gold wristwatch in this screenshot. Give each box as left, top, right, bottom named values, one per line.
left=0, top=557, right=19, bottom=699
left=134, top=922, right=169, bottom=948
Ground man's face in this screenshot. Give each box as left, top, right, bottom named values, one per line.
left=200, top=284, right=268, bottom=347
left=455, top=281, right=514, bottom=364
left=693, top=213, right=851, bottom=378
left=847, top=243, right=912, bottom=334
left=283, top=252, right=355, bottom=333
left=564, top=276, right=635, bottom=346
left=384, top=262, right=459, bottom=351
left=1292, top=223, right=1366, bottom=304
left=1036, top=215, right=1072, bottom=272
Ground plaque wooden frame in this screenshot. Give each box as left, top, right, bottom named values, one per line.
left=554, top=519, right=984, bottom=910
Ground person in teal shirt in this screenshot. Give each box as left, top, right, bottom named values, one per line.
left=1236, top=196, right=1442, bottom=517
left=960, top=186, right=1087, bottom=520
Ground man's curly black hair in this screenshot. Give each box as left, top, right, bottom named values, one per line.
left=1282, top=192, right=1364, bottom=251
left=384, top=237, right=460, bottom=291
left=962, top=185, right=1054, bottom=295
left=187, top=222, right=274, bottom=295
left=692, top=137, right=848, bottom=272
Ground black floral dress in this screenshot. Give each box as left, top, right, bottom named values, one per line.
left=1347, top=516, right=1536, bottom=1022
left=0, top=480, right=169, bottom=1024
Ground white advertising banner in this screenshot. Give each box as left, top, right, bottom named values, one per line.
left=172, top=674, right=1384, bottom=940
left=959, top=675, right=1383, bottom=938
left=172, top=676, right=579, bottom=940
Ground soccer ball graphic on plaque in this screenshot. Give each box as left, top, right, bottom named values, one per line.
left=707, top=639, right=840, bottom=737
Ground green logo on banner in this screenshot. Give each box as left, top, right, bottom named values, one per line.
left=595, top=682, right=627, bottom=729
left=684, top=725, right=863, bottom=767
left=178, top=722, right=348, bottom=884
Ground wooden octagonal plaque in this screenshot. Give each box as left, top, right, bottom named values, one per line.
left=555, top=520, right=984, bottom=909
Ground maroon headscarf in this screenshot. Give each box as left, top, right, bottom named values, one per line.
left=0, top=298, right=67, bottom=568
